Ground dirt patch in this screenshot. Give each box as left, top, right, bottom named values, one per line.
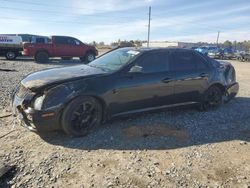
left=123, top=124, right=190, bottom=141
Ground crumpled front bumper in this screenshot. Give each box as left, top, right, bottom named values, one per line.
left=226, top=82, right=239, bottom=100
left=11, top=94, right=61, bottom=132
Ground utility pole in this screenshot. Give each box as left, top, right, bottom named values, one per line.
left=147, top=6, right=151, bottom=47
left=216, top=31, right=220, bottom=47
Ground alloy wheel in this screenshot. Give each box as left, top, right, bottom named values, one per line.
left=70, top=101, right=98, bottom=132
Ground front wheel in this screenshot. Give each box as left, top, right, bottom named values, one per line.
left=61, top=96, right=102, bottom=136
left=200, top=86, right=223, bottom=111
left=85, top=52, right=96, bottom=63
left=5, top=51, right=17, bottom=60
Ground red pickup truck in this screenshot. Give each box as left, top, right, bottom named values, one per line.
left=22, top=36, right=98, bottom=63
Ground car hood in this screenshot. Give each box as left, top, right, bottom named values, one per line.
left=21, top=65, right=107, bottom=90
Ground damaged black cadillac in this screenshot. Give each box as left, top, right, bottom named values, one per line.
left=11, top=48, right=239, bottom=136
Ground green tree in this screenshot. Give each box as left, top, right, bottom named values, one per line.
left=223, top=40, right=232, bottom=47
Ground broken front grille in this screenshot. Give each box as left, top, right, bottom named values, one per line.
left=16, top=84, right=28, bottom=98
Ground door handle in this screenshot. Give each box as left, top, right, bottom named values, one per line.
left=199, top=73, right=208, bottom=77
left=162, top=77, right=172, bottom=83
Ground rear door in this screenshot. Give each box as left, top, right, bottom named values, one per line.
left=109, top=50, right=175, bottom=115
left=170, top=50, right=210, bottom=103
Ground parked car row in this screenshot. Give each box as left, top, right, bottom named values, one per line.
left=0, top=34, right=98, bottom=63
left=195, top=46, right=250, bottom=62
left=235, top=51, right=250, bottom=62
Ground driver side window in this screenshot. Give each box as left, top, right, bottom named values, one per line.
left=67, top=38, right=76, bottom=45
left=75, top=40, right=80, bottom=45
left=136, top=51, right=169, bottom=73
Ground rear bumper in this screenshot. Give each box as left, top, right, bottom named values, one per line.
left=21, top=50, right=30, bottom=56
left=11, top=94, right=61, bottom=132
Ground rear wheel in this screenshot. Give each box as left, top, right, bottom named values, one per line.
left=35, top=51, right=49, bottom=63
left=5, top=51, right=17, bottom=60
left=200, top=86, right=223, bottom=111
left=61, top=96, right=102, bottom=136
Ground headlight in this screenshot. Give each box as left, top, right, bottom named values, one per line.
left=43, top=85, right=72, bottom=110
left=33, top=85, right=72, bottom=110
left=33, top=95, right=45, bottom=110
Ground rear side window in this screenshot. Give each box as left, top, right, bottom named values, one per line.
left=67, top=38, right=77, bottom=45
left=170, top=51, right=196, bottom=71
left=136, top=51, right=169, bottom=73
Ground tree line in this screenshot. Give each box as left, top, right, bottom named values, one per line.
left=90, top=40, right=250, bottom=51
left=222, top=40, right=250, bottom=51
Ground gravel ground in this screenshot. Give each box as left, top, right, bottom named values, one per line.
left=0, top=57, right=249, bottom=188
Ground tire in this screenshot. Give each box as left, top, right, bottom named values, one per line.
left=5, top=51, right=17, bottom=60
left=61, top=96, right=102, bottom=136
left=200, top=86, right=223, bottom=111
left=85, top=52, right=96, bottom=63
left=35, top=51, right=49, bottom=63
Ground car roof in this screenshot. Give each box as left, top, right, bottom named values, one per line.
left=120, top=47, right=195, bottom=53
left=50, top=35, right=75, bottom=38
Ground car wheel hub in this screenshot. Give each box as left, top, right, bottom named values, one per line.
left=7, top=52, right=15, bottom=58
left=87, top=54, right=94, bottom=62
left=71, top=102, right=97, bottom=131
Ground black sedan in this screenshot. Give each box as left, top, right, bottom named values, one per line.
left=11, top=48, right=239, bottom=136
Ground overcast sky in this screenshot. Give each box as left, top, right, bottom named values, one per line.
left=0, top=0, right=249, bottom=43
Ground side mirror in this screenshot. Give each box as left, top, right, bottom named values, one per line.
left=129, top=65, right=143, bottom=73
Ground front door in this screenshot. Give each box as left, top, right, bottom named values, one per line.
left=109, top=51, right=175, bottom=115
left=53, top=36, right=80, bottom=57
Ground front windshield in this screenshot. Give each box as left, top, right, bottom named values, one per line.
left=88, top=48, right=141, bottom=72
